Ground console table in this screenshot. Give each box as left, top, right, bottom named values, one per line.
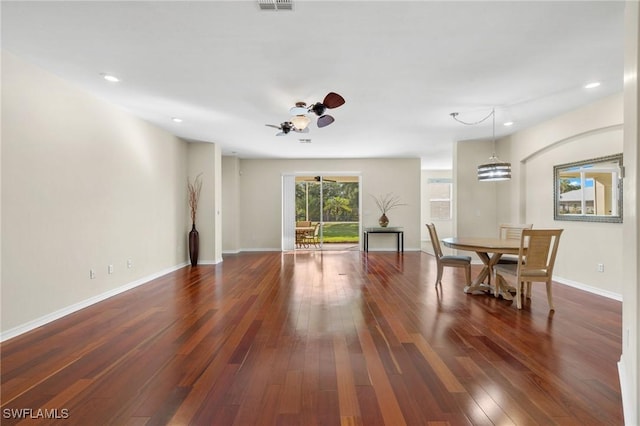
left=363, top=227, right=404, bottom=252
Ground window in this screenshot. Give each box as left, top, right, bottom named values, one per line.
left=428, top=179, right=452, bottom=220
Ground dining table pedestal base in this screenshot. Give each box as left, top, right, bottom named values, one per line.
left=442, top=237, right=522, bottom=301
left=463, top=277, right=515, bottom=300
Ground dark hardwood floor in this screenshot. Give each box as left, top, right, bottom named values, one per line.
left=1, top=251, right=623, bottom=425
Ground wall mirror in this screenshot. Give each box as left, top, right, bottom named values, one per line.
left=554, top=153, right=623, bottom=223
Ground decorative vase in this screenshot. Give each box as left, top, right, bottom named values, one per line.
left=378, top=213, right=389, bottom=227
left=189, top=224, right=199, bottom=266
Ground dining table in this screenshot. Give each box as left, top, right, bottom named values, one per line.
left=441, top=237, right=522, bottom=299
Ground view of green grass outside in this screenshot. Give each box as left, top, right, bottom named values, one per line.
left=320, top=222, right=359, bottom=243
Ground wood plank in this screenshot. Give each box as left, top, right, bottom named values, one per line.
left=0, top=251, right=623, bottom=424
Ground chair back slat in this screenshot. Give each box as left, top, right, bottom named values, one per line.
left=426, top=223, right=443, bottom=259
left=520, top=229, right=563, bottom=273
left=499, top=223, right=533, bottom=240
left=495, top=228, right=563, bottom=310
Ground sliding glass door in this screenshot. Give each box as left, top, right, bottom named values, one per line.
left=293, top=175, right=360, bottom=250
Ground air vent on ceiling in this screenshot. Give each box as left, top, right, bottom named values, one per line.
left=258, top=0, right=293, bottom=11
left=299, top=139, right=312, bottom=144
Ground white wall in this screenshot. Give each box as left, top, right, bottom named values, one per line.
left=521, top=127, right=624, bottom=294
left=187, top=142, right=223, bottom=264
left=1, top=52, right=189, bottom=336
left=233, top=158, right=421, bottom=251
left=222, top=156, right=241, bottom=253
left=503, top=95, right=624, bottom=297
left=620, top=1, right=639, bottom=423
left=455, top=138, right=500, bottom=241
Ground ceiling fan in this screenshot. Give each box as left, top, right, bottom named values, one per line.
left=266, top=92, right=346, bottom=135
left=264, top=121, right=310, bottom=136
left=300, top=176, right=337, bottom=182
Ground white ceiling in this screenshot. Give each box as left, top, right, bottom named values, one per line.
left=1, top=1, right=625, bottom=169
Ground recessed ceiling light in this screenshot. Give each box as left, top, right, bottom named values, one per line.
left=503, top=121, right=514, bottom=127
left=584, top=82, right=601, bottom=89
left=101, top=73, right=120, bottom=83
left=171, top=117, right=183, bottom=123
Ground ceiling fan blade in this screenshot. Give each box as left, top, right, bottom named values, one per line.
left=317, top=115, right=335, bottom=128
left=276, top=131, right=286, bottom=136
left=266, top=124, right=281, bottom=129
left=323, top=92, right=345, bottom=109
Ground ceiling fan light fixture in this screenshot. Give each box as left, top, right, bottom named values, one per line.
left=291, top=115, right=310, bottom=130
left=289, top=102, right=308, bottom=116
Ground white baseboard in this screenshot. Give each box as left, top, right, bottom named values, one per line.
left=553, top=275, right=622, bottom=301
left=197, top=258, right=223, bottom=265
left=0, top=262, right=188, bottom=342
left=618, top=356, right=637, bottom=426
left=222, top=249, right=241, bottom=255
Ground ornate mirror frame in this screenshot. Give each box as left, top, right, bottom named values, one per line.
left=553, top=153, right=623, bottom=223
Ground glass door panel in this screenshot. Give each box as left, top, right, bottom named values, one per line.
left=321, top=176, right=360, bottom=250
left=295, top=175, right=360, bottom=250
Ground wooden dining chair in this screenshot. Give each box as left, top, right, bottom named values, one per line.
left=498, top=223, right=533, bottom=264
left=493, top=229, right=563, bottom=310
left=426, top=224, right=471, bottom=289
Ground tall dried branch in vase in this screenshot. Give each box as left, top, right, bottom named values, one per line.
left=188, top=173, right=203, bottom=267
left=188, top=173, right=203, bottom=226
left=371, top=193, right=406, bottom=214
left=371, top=193, right=407, bottom=227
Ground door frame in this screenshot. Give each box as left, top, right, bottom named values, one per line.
left=282, top=172, right=362, bottom=251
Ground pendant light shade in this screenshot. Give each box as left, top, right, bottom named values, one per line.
left=477, top=110, right=511, bottom=181
left=290, top=114, right=310, bottom=130
left=477, top=155, right=511, bottom=181
left=450, top=108, right=512, bottom=182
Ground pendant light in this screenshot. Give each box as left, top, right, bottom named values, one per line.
left=450, top=108, right=512, bottom=182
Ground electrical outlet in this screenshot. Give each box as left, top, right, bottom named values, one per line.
left=108, top=264, right=114, bottom=274
left=89, top=269, right=96, bottom=279
left=127, top=259, right=133, bottom=268
left=597, top=263, right=604, bottom=272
